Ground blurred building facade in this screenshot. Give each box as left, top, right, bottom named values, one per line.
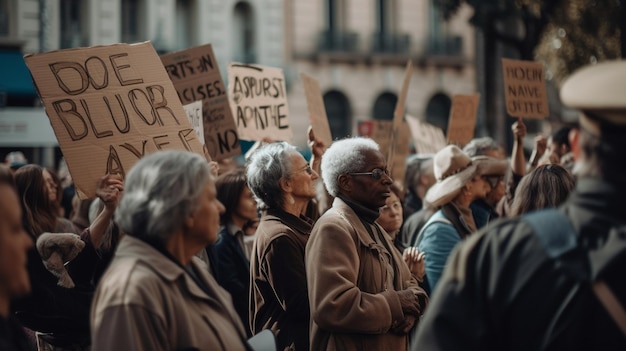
left=1, top=0, right=476, bottom=161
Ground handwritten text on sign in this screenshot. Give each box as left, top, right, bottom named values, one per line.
left=161, top=44, right=240, bottom=160
left=228, top=63, right=292, bottom=142
left=502, top=58, right=549, bottom=119
left=24, top=42, right=204, bottom=198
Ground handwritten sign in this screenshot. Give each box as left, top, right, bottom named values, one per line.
left=405, top=115, right=446, bottom=155
left=228, top=63, right=292, bottom=142
left=301, top=72, right=332, bottom=147
left=161, top=44, right=240, bottom=160
left=183, top=100, right=204, bottom=145
left=24, top=42, right=205, bottom=199
left=387, top=60, right=413, bottom=168
left=358, top=119, right=410, bottom=184
left=446, top=94, right=480, bottom=147
left=502, top=58, right=549, bottom=118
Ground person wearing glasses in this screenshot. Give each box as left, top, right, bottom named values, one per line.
left=413, top=145, right=491, bottom=294
left=246, top=141, right=321, bottom=351
left=306, top=137, right=427, bottom=351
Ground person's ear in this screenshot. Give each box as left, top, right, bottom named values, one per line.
left=338, top=174, right=352, bottom=193
left=569, top=128, right=580, bottom=161
left=279, top=177, right=291, bottom=193
left=184, top=215, right=194, bottom=230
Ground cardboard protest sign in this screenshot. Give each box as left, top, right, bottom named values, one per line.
left=300, top=72, right=332, bottom=147
left=502, top=58, right=549, bottom=118
left=405, top=115, right=446, bottom=155
left=358, top=119, right=411, bottom=184
left=387, top=60, right=413, bottom=167
left=24, top=42, right=205, bottom=199
left=161, top=45, right=240, bottom=160
left=228, top=63, right=292, bottom=142
left=183, top=100, right=204, bottom=145
left=447, top=94, right=480, bottom=147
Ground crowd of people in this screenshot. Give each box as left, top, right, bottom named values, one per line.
left=1, top=60, right=625, bottom=351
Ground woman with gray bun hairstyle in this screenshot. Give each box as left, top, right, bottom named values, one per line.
left=91, top=150, right=250, bottom=351
left=247, top=141, right=319, bottom=351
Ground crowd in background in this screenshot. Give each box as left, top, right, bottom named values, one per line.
left=1, top=60, right=625, bottom=351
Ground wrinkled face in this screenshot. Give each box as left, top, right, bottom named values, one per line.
left=235, top=185, right=259, bottom=223
left=377, top=191, right=403, bottom=236
left=0, top=184, right=33, bottom=301
left=188, top=179, right=225, bottom=245
left=343, top=149, right=393, bottom=209
left=286, top=153, right=319, bottom=202
left=42, top=169, right=57, bottom=203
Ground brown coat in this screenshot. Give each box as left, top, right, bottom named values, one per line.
left=91, top=236, right=249, bottom=351
left=306, top=197, right=427, bottom=351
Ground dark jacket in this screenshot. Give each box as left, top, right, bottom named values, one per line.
left=0, top=315, right=31, bottom=351
left=414, top=178, right=626, bottom=350
left=214, top=225, right=252, bottom=337
left=250, top=208, right=313, bottom=351
left=470, top=198, right=499, bottom=230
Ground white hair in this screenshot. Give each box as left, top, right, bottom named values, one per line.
left=114, top=150, right=213, bottom=243
left=321, top=137, right=380, bottom=197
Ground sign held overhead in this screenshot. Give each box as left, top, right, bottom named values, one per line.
left=24, top=42, right=205, bottom=198
left=161, top=44, right=241, bottom=160
left=447, top=93, right=480, bottom=147
left=502, top=58, right=549, bottom=119
left=228, top=63, right=292, bottom=142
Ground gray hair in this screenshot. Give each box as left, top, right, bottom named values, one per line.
left=321, top=137, right=380, bottom=197
left=404, top=154, right=433, bottom=194
left=114, top=150, right=213, bottom=244
left=463, top=137, right=499, bottom=157
left=246, top=141, right=300, bottom=209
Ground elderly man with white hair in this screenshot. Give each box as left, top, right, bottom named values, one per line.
left=306, top=137, right=428, bottom=351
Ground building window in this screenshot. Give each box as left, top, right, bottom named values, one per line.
left=373, top=92, right=397, bottom=120
left=175, top=0, right=195, bottom=51
left=121, top=0, right=144, bottom=43
left=232, top=1, right=255, bottom=63
left=0, top=0, right=13, bottom=37
left=425, top=92, right=451, bottom=134
left=323, top=90, right=351, bottom=139
left=60, top=0, right=87, bottom=48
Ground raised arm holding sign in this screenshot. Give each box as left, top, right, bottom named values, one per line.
left=24, top=42, right=205, bottom=198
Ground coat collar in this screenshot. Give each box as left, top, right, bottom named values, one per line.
left=115, top=236, right=226, bottom=304
left=265, top=207, right=314, bottom=234
left=332, top=197, right=381, bottom=247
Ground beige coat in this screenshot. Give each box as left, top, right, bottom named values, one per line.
left=91, top=236, right=249, bottom=351
left=306, top=197, right=427, bottom=351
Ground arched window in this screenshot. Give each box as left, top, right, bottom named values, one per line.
left=175, top=0, right=195, bottom=51
left=425, top=93, right=451, bottom=134
left=372, top=92, right=397, bottom=120
left=233, top=2, right=256, bottom=63
left=323, top=90, right=351, bottom=139
left=60, top=0, right=88, bottom=48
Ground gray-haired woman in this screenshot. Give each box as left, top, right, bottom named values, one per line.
left=247, top=141, right=320, bottom=351
left=90, top=150, right=249, bottom=351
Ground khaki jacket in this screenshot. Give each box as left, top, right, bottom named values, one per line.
left=306, top=197, right=427, bottom=351
left=91, top=236, right=249, bottom=351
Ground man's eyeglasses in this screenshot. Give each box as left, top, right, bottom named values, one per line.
left=348, top=168, right=391, bottom=180
left=482, top=175, right=503, bottom=189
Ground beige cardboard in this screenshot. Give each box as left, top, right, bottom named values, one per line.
left=161, top=44, right=240, bottom=160
left=406, top=115, right=446, bottom=155
left=183, top=100, right=204, bottom=146
left=502, top=58, right=549, bottom=118
left=447, top=94, right=480, bottom=147
left=228, top=63, right=292, bottom=142
left=387, top=60, right=413, bottom=169
left=300, top=72, right=333, bottom=147
left=357, top=119, right=410, bottom=185
left=24, top=42, right=205, bottom=199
